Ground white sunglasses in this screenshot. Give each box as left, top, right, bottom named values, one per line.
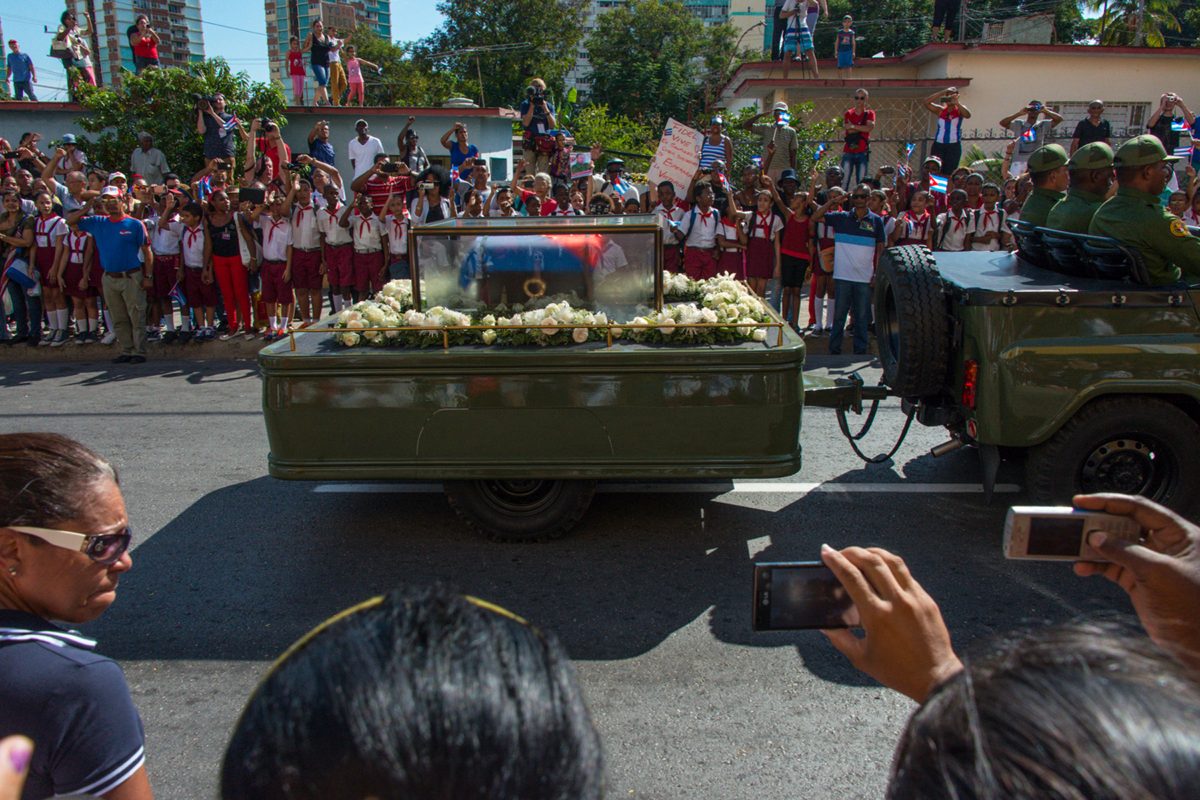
left=8, top=525, right=132, bottom=565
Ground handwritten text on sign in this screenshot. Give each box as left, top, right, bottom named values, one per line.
left=646, top=119, right=702, bottom=195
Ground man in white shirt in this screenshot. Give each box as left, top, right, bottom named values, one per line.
left=348, top=119, right=384, bottom=180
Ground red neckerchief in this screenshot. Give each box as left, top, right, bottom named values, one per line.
left=184, top=225, right=202, bottom=250
left=905, top=210, right=930, bottom=236
left=36, top=214, right=60, bottom=240
left=266, top=216, right=287, bottom=243
left=949, top=210, right=967, bottom=231
left=355, top=211, right=374, bottom=239
left=981, top=207, right=998, bottom=229
left=388, top=215, right=406, bottom=238
left=293, top=204, right=313, bottom=226
left=756, top=211, right=773, bottom=239
left=69, top=230, right=87, bottom=261
left=698, top=207, right=713, bottom=222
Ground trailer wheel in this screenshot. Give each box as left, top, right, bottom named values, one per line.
left=1026, top=397, right=1200, bottom=518
left=444, top=479, right=596, bottom=542
left=873, top=246, right=949, bottom=399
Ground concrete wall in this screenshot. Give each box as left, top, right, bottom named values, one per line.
left=0, top=103, right=518, bottom=190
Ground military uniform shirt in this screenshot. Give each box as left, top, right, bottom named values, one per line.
left=1019, top=186, right=1065, bottom=228
left=1045, top=188, right=1107, bottom=234
left=1089, top=186, right=1200, bottom=285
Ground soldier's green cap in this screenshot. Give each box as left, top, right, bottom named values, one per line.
left=1026, top=144, right=1069, bottom=174
left=1114, top=134, right=1178, bottom=167
left=1067, top=141, right=1114, bottom=170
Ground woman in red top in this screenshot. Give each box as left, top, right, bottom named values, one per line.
left=780, top=191, right=814, bottom=331
left=287, top=37, right=307, bottom=105
left=127, top=15, right=160, bottom=74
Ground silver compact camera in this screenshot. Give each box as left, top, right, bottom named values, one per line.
left=1003, top=505, right=1141, bottom=562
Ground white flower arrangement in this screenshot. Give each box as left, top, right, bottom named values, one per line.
left=329, top=272, right=777, bottom=349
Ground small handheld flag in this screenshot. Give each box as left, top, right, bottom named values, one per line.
left=1020, top=127, right=1037, bottom=143
left=1174, top=145, right=1194, bottom=159
left=611, top=177, right=628, bottom=197
left=223, top=114, right=239, bottom=133
left=929, top=174, right=949, bottom=194
left=750, top=155, right=762, bottom=169
left=168, top=282, right=187, bottom=308
left=1171, top=119, right=1188, bottom=132
left=776, top=111, right=792, bottom=127
left=450, top=166, right=460, bottom=184
left=905, top=142, right=915, bottom=159
left=813, top=143, right=827, bottom=162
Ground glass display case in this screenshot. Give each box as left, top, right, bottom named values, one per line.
left=409, top=215, right=662, bottom=316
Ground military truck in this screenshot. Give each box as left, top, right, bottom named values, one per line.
left=873, top=224, right=1200, bottom=517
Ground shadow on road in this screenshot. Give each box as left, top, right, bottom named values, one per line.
left=0, top=359, right=258, bottom=389
left=90, top=447, right=1129, bottom=689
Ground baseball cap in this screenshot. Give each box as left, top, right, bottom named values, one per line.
left=107, top=171, right=127, bottom=181
left=605, top=158, right=624, bottom=169
left=100, top=186, right=121, bottom=197
left=60, top=134, right=77, bottom=144
left=1067, top=142, right=1114, bottom=171
left=1113, top=134, right=1178, bottom=167
left=778, top=169, right=799, bottom=184
left=355, top=118, right=368, bottom=128
left=923, top=155, right=942, bottom=167
left=772, top=101, right=789, bottom=113
left=1026, top=144, right=1069, bottom=174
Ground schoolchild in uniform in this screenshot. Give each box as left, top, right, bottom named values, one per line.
left=675, top=183, right=721, bottom=280
left=317, top=183, right=353, bottom=311
left=52, top=214, right=98, bottom=342
left=965, top=183, right=1012, bottom=252
left=383, top=193, right=410, bottom=279
left=31, top=191, right=68, bottom=345
left=780, top=190, right=815, bottom=331
left=341, top=192, right=388, bottom=299
left=254, top=191, right=295, bottom=340
left=651, top=181, right=688, bottom=274
left=287, top=176, right=324, bottom=326
left=717, top=203, right=746, bottom=279
left=892, top=190, right=933, bottom=247
left=809, top=186, right=844, bottom=333
left=549, top=183, right=582, bottom=216
left=146, top=192, right=184, bottom=342
left=179, top=201, right=218, bottom=340
left=934, top=189, right=972, bottom=252
left=743, top=189, right=784, bottom=297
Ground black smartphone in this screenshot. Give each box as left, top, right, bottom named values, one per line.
left=240, top=187, right=266, bottom=205
left=752, top=561, right=859, bottom=631
left=0, top=152, right=19, bottom=160
left=380, top=162, right=399, bottom=174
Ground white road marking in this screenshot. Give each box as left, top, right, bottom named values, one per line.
left=313, top=481, right=1021, bottom=495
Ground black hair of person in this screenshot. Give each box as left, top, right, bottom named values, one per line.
left=416, top=164, right=451, bottom=196
left=221, top=584, right=604, bottom=800
left=0, top=433, right=117, bottom=527
left=888, top=620, right=1200, bottom=800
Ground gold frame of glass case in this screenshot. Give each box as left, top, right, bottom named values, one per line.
left=407, top=215, right=664, bottom=312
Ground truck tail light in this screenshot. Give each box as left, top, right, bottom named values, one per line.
left=961, top=359, right=979, bottom=410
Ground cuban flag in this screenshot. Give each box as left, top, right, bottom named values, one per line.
left=929, top=174, right=949, bottom=194
left=776, top=111, right=791, bottom=127
left=1171, top=119, right=1188, bottom=132
left=664, top=126, right=673, bottom=136
left=905, top=142, right=916, bottom=159
left=223, top=114, right=239, bottom=133
left=1174, top=145, right=1194, bottom=159
left=1020, top=127, right=1037, bottom=143
left=750, top=155, right=762, bottom=169
left=450, top=166, right=460, bottom=184
left=813, top=142, right=827, bottom=162
left=169, top=281, right=187, bottom=308
left=611, top=177, right=628, bottom=197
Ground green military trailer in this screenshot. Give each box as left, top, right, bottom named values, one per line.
left=874, top=224, right=1200, bottom=518
left=259, top=215, right=874, bottom=540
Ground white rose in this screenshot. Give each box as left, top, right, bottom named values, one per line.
left=658, top=318, right=676, bottom=335
left=481, top=329, right=497, bottom=345
left=752, top=328, right=767, bottom=342
left=700, top=307, right=718, bottom=324
left=347, top=319, right=365, bottom=330
left=572, top=327, right=589, bottom=344
left=481, top=314, right=497, bottom=327
left=609, top=325, right=622, bottom=338
left=340, top=332, right=361, bottom=346
left=336, top=310, right=352, bottom=325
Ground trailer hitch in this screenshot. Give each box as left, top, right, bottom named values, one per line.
left=805, top=371, right=916, bottom=464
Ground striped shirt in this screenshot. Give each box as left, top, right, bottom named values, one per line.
left=699, top=137, right=727, bottom=169
left=935, top=106, right=964, bottom=144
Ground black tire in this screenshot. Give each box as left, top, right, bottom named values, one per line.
left=873, top=246, right=949, bottom=399
left=1026, top=397, right=1200, bottom=518
left=444, top=479, right=596, bottom=542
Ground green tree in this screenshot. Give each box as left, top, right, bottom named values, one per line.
left=818, top=0, right=929, bottom=58
left=1085, top=0, right=1183, bottom=46
left=562, top=104, right=658, bottom=172
left=74, top=60, right=285, bottom=178
left=350, top=30, right=473, bottom=107
left=586, top=0, right=738, bottom=129
left=421, top=0, right=588, bottom=108
left=726, top=103, right=840, bottom=182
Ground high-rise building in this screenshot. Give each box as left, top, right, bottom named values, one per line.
left=566, top=0, right=768, bottom=101
left=265, top=0, right=391, bottom=93
left=67, top=0, right=206, bottom=86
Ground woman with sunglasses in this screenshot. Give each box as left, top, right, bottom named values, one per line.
left=0, top=433, right=153, bottom=800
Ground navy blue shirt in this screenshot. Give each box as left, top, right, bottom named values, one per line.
left=0, top=610, right=145, bottom=798
left=309, top=138, right=336, bottom=167
left=78, top=214, right=147, bottom=272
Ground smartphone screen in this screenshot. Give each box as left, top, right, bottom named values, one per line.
left=752, top=562, right=859, bottom=631
left=1026, top=517, right=1085, bottom=557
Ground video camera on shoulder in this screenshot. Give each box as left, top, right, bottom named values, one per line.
left=191, top=93, right=218, bottom=106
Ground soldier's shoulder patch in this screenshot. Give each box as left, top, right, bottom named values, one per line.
left=1170, top=218, right=1190, bottom=238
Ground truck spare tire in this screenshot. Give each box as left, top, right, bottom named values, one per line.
left=873, top=246, right=950, bottom=399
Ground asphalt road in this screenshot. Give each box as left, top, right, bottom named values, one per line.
left=0, top=356, right=1131, bottom=800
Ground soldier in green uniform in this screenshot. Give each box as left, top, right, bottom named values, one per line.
left=1090, top=135, right=1200, bottom=285
left=1018, top=144, right=1069, bottom=227
left=1045, top=142, right=1114, bottom=233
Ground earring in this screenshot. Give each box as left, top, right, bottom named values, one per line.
left=6, top=566, right=16, bottom=577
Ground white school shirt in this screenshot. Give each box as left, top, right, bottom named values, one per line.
left=595, top=240, right=629, bottom=280
left=151, top=217, right=184, bottom=255
left=652, top=201, right=686, bottom=236
left=34, top=215, right=66, bottom=250
left=317, top=206, right=353, bottom=246
left=180, top=224, right=206, bottom=268
left=681, top=206, right=720, bottom=249
left=1182, top=207, right=1200, bottom=226
left=969, top=206, right=1007, bottom=252
left=384, top=213, right=409, bottom=256
left=936, top=210, right=972, bottom=252
left=65, top=230, right=90, bottom=264
left=257, top=216, right=293, bottom=262
left=291, top=203, right=321, bottom=250
left=349, top=210, right=384, bottom=252
left=745, top=210, right=784, bottom=240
